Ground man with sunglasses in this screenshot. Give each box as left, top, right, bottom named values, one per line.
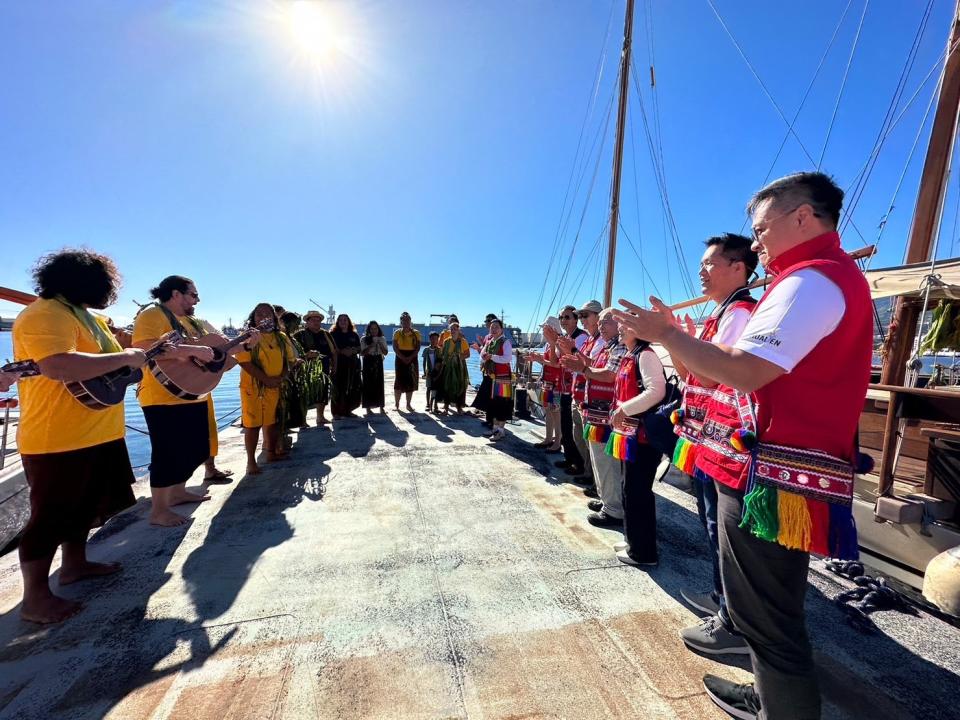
left=553, top=305, right=588, bottom=478
left=613, top=172, right=872, bottom=720
left=134, top=276, right=258, bottom=527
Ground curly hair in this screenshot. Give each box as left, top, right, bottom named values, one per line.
left=364, top=320, right=383, bottom=338
left=32, top=248, right=122, bottom=309
left=246, top=302, right=282, bottom=331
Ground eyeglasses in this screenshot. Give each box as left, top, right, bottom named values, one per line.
left=559, top=314, right=574, bottom=320
left=186, top=292, right=199, bottom=299
left=699, top=258, right=736, bottom=271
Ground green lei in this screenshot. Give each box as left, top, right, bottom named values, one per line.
left=55, top=296, right=123, bottom=353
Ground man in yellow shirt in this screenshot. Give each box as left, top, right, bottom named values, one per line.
left=133, top=275, right=256, bottom=527
left=393, top=311, right=421, bottom=412
left=13, top=249, right=148, bottom=624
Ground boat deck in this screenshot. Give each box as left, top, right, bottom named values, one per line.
left=1, top=383, right=959, bottom=719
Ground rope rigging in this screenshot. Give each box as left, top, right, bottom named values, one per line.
left=817, top=0, right=870, bottom=169
left=526, top=0, right=619, bottom=335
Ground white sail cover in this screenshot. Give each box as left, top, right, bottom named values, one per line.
left=864, top=257, right=960, bottom=300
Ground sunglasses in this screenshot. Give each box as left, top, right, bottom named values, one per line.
left=559, top=314, right=574, bottom=320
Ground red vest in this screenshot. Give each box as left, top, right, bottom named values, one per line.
left=485, top=336, right=512, bottom=376
left=612, top=345, right=656, bottom=444
left=573, top=332, right=601, bottom=403
left=676, top=295, right=756, bottom=447
left=701, top=232, right=873, bottom=490
left=541, top=345, right=562, bottom=386
left=585, top=339, right=615, bottom=405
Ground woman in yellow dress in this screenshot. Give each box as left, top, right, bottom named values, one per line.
left=236, top=303, right=296, bottom=475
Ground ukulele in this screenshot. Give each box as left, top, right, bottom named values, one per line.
left=148, top=321, right=270, bottom=401
left=4, top=332, right=181, bottom=410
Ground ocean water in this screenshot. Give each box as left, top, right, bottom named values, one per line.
left=1, top=332, right=484, bottom=469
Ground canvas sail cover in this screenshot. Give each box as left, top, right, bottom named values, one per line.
left=864, top=257, right=960, bottom=300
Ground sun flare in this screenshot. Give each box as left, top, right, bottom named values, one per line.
left=284, top=0, right=352, bottom=70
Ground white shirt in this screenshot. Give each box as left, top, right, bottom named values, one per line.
left=619, top=349, right=667, bottom=416
left=713, top=305, right=752, bottom=347
left=734, top=269, right=845, bottom=372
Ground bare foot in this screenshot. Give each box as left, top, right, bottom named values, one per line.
left=316, top=417, right=328, bottom=425
left=150, top=509, right=186, bottom=527
left=266, top=453, right=289, bottom=463
left=406, top=405, right=415, bottom=412
left=21, top=595, right=82, bottom=624
left=170, top=491, right=211, bottom=505
left=246, top=462, right=262, bottom=475
left=59, top=560, right=122, bottom=586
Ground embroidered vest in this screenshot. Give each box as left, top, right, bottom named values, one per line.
left=585, top=340, right=616, bottom=405
left=612, top=345, right=655, bottom=445
left=573, top=332, right=601, bottom=403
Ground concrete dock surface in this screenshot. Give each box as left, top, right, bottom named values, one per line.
left=0, top=384, right=959, bottom=720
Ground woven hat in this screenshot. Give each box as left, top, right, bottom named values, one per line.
left=304, top=310, right=325, bottom=320
left=578, top=300, right=603, bottom=314
left=540, top=316, right=562, bottom=333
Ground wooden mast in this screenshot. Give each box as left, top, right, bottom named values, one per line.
left=880, top=1, right=960, bottom=386
left=602, top=0, right=636, bottom=307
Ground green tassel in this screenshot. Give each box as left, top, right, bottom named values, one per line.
left=740, top=483, right=779, bottom=542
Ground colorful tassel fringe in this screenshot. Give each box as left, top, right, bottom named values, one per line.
left=604, top=431, right=638, bottom=461
left=740, top=482, right=859, bottom=560
left=540, top=389, right=555, bottom=406
left=670, top=408, right=685, bottom=425
left=583, top=422, right=611, bottom=444
left=730, top=428, right=757, bottom=453
left=493, top=382, right=512, bottom=398
left=672, top=436, right=698, bottom=474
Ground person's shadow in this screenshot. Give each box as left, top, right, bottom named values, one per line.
left=404, top=411, right=454, bottom=443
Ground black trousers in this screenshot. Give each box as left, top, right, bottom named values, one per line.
left=621, top=443, right=662, bottom=563
left=560, top=393, right=583, bottom=469
left=717, top=483, right=820, bottom=720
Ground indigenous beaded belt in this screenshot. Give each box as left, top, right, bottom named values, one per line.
left=582, top=405, right=611, bottom=444
left=741, top=442, right=859, bottom=560
left=604, top=417, right=641, bottom=461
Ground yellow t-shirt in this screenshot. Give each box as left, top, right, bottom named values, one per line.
left=13, top=298, right=126, bottom=454
left=236, top=332, right=295, bottom=391
left=393, top=328, right=422, bottom=352
left=132, top=305, right=211, bottom=407
left=438, top=329, right=452, bottom=348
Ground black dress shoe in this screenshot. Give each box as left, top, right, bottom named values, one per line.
left=587, top=499, right=603, bottom=512
left=554, top=460, right=571, bottom=469
left=587, top=510, right=624, bottom=528
left=583, top=486, right=600, bottom=498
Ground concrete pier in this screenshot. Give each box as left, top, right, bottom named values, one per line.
left=0, top=382, right=958, bottom=719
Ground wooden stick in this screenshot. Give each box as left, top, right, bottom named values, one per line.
left=666, top=245, right=877, bottom=312
left=0, top=286, right=37, bottom=305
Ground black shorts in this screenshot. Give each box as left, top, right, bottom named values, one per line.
left=143, top=402, right=210, bottom=488
left=20, top=439, right=136, bottom=561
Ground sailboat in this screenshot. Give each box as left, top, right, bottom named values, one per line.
left=526, top=0, right=960, bottom=613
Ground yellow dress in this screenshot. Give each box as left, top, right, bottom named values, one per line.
left=236, top=332, right=295, bottom=428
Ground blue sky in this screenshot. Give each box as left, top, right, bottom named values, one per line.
left=1, top=0, right=957, bottom=332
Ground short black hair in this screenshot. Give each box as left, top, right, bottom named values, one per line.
left=489, top=318, right=503, bottom=330
left=705, top=233, right=759, bottom=277
left=429, top=331, right=440, bottom=339
left=149, top=275, right=194, bottom=302
left=33, top=248, right=122, bottom=309
left=747, top=171, right=844, bottom=228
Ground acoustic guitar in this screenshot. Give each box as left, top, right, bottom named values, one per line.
left=148, top=321, right=269, bottom=401
left=5, top=332, right=181, bottom=409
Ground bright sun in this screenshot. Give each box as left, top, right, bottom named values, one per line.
left=284, top=0, right=352, bottom=69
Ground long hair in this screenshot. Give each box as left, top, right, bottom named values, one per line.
left=332, top=313, right=356, bottom=333
left=246, top=302, right=281, bottom=331
left=33, top=248, right=122, bottom=309
left=365, top=320, right=383, bottom=338
left=149, top=275, right=193, bottom=302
